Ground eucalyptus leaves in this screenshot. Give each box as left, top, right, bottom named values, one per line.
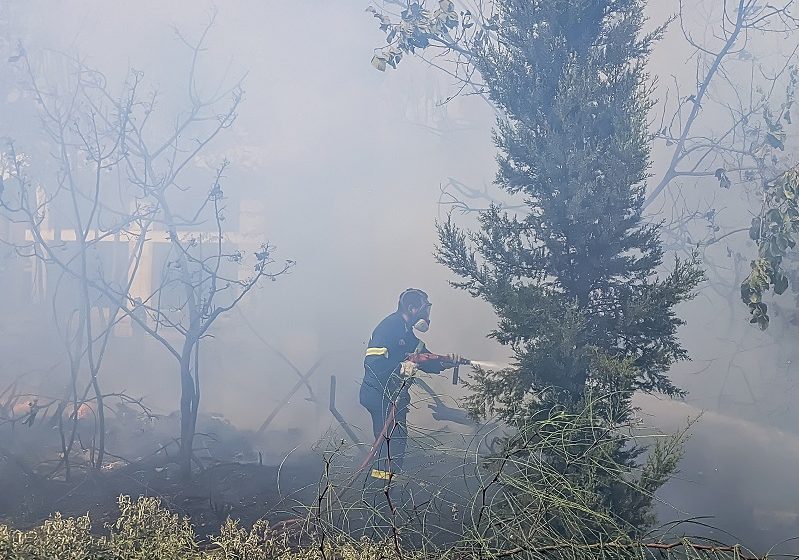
left=742, top=168, right=799, bottom=329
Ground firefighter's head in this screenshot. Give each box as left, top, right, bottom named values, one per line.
left=398, top=288, right=432, bottom=333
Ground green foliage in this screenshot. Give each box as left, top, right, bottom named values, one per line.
left=371, top=0, right=704, bottom=542
left=0, top=497, right=200, bottom=560
left=0, top=513, right=97, bottom=560
left=212, top=518, right=404, bottom=560
left=103, top=496, right=198, bottom=559
left=0, top=496, right=412, bottom=560
left=213, top=519, right=278, bottom=560
left=367, top=1, right=462, bottom=70
left=458, top=356, right=689, bottom=549
left=741, top=167, right=799, bottom=328
left=436, top=0, right=703, bottom=411
left=0, top=485, right=770, bottom=560
left=470, top=390, right=687, bottom=550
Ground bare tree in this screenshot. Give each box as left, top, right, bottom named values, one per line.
left=0, top=47, right=136, bottom=476
left=648, top=0, right=799, bottom=209
left=0, top=14, right=291, bottom=480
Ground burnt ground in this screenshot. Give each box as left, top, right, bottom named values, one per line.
left=6, top=408, right=795, bottom=555
left=0, top=408, right=478, bottom=543
left=0, top=369, right=492, bottom=543
left=0, top=449, right=326, bottom=538
left=0, top=402, right=332, bottom=539
left=0, top=449, right=476, bottom=546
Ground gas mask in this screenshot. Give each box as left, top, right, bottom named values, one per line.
left=398, top=288, right=432, bottom=334
left=413, top=318, right=430, bottom=333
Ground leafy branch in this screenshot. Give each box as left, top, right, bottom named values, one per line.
left=741, top=167, right=799, bottom=328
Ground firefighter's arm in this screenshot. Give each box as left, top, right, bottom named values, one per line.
left=364, top=322, right=397, bottom=378
left=414, top=343, right=461, bottom=374
left=418, top=358, right=463, bottom=373
left=417, top=359, right=444, bottom=374
left=413, top=343, right=440, bottom=374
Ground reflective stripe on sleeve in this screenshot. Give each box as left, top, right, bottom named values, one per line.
left=365, top=347, right=389, bottom=358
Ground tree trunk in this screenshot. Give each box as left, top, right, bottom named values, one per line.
left=90, top=375, right=105, bottom=469
left=179, top=346, right=196, bottom=480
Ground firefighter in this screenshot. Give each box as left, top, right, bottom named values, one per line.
left=359, top=288, right=459, bottom=479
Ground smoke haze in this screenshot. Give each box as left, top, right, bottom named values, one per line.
left=1, top=0, right=798, bottom=550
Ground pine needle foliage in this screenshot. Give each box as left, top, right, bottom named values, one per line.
left=435, top=0, right=704, bottom=537
left=437, top=0, right=702, bottom=418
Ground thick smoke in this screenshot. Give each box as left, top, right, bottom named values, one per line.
left=1, top=0, right=797, bottom=548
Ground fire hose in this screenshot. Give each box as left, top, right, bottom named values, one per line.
left=354, top=352, right=471, bottom=478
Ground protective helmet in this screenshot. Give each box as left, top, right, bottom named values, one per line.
left=398, top=288, right=430, bottom=313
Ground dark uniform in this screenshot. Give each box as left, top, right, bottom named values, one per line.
left=359, top=311, right=443, bottom=474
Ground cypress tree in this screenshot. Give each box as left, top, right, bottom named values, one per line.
left=435, top=0, right=704, bottom=535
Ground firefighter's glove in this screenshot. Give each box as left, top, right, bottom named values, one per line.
left=400, top=360, right=419, bottom=378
